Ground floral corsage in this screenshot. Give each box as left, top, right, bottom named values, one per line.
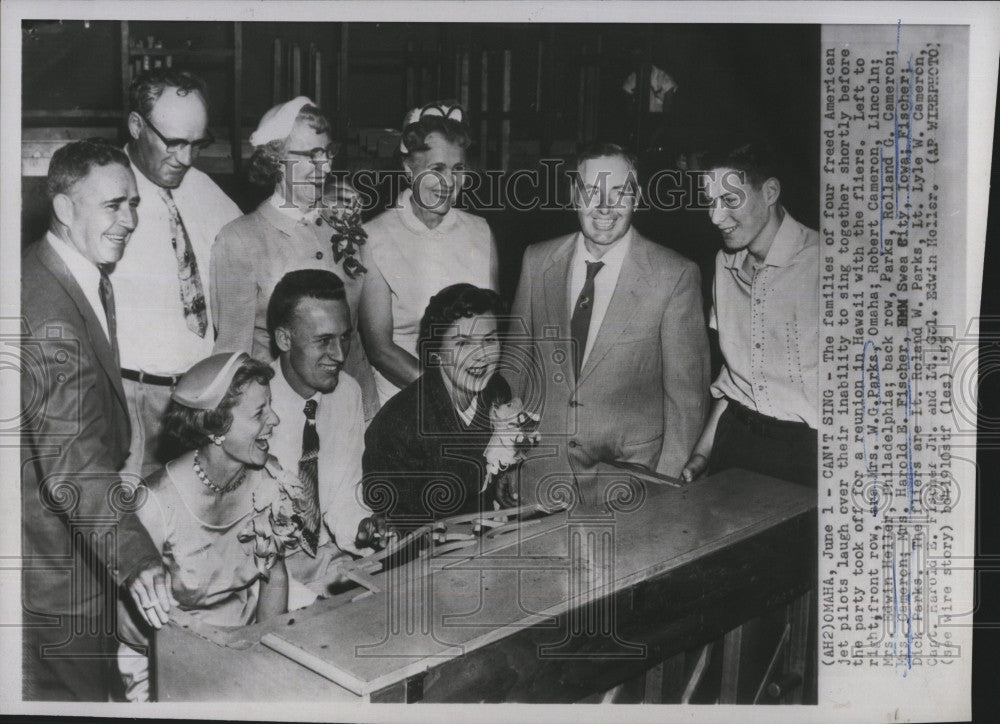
left=481, top=397, right=541, bottom=493
left=237, top=459, right=319, bottom=576
left=315, top=182, right=368, bottom=279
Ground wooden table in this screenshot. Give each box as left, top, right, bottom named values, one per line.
left=153, top=469, right=815, bottom=703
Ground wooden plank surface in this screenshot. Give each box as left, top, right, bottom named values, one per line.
left=265, top=470, right=814, bottom=695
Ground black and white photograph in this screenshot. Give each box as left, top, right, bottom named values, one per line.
left=2, top=2, right=997, bottom=721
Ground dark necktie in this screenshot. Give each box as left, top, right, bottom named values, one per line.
left=570, top=260, right=604, bottom=380
left=97, top=265, right=119, bottom=364
left=295, top=399, right=323, bottom=554
left=158, top=187, right=208, bottom=337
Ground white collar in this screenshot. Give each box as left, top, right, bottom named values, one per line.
left=396, top=188, right=459, bottom=234
left=269, top=189, right=319, bottom=222
left=46, top=230, right=102, bottom=289
left=574, top=226, right=633, bottom=269
left=456, top=396, right=479, bottom=427
left=271, top=358, right=326, bottom=409
left=124, top=144, right=170, bottom=195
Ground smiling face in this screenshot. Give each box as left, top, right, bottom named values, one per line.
left=433, top=312, right=501, bottom=402
left=281, top=117, right=332, bottom=209
left=276, top=296, right=352, bottom=398
left=705, top=167, right=781, bottom=258
left=56, top=162, right=139, bottom=266
left=129, top=87, right=209, bottom=189
left=221, top=380, right=280, bottom=468
left=574, top=154, right=638, bottom=253
left=405, top=131, right=466, bottom=218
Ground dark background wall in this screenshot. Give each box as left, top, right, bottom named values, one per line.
left=21, top=20, right=820, bottom=310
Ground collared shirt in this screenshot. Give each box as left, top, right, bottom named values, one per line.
left=363, top=188, right=497, bottom=405
left=267, top=359, right=370, bottom=555
left=113, top=148, right=241, bottom=375
left=45, top=231, right=109, bottom=341
left=567, top=228, right=632, bottom=367
left=456, top=399, right=478, bottom=427
left=709, top=211, right=819, bottom=427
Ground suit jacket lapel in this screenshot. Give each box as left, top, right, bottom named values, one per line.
left=37, top=239, right=127, bottom=412
left=541, top=235, right=576, bottom=384
left=577, top=236, right=652, bottom=387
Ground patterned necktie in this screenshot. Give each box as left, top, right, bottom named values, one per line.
left=295, top=399, right=323, bottom=555
left=97, top=265, right=119, bottom=364
left=158, top=187, right=208, bottom=337
left=570, top=260, right=604, bottom=380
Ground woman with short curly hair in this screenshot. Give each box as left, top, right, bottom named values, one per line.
left=359, top=101, right=499, bottom=407
left=210, top=97, right=378, bottom=420
left=118, top=352, right=300, bottom=701
left=362, top=284, right=510, bottom=533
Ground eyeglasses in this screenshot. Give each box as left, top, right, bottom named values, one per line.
left=140, top=113, right=215, bottom=155
left=285, top=143, right=341, bottom=163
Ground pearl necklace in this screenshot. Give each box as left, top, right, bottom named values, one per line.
left=193, top=451, right=247, bottom=494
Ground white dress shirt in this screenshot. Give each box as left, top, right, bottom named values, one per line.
left=45, top=231, right=110, bottom=341
left=567, top=228, right=632, bottom=367
left=709, top=211, right=819, bottom=427
left=113, top=148, right=241, bottom=375
left=267, top=360, right=370, bottom=555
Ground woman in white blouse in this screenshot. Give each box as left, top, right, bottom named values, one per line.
left=359, top=102, right=498, bottom=406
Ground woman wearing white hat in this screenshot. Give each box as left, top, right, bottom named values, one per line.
left=210, top=98, right=378, bottom=420
left=117, top=352, right=293, bottom=700
left=359, top=101, right=498, bottom=406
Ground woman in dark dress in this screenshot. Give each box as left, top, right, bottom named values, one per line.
left=362, top=284, right=511, bottom=533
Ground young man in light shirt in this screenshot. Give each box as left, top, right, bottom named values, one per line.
left=682, top=142, right=819, bottom=487
left=265, top=269, right=386, bottom=597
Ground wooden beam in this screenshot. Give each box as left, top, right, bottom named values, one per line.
left=479, top=50, right=488, bottom=168
left=719, top=624, right=744, bottom=703
left=232, top=22, right=243, bottom=175
left=273, top=38, right=283, bottom=104
left=337, top=24, right=349, bottom=137
left=501, top=49, right=511, bottom=172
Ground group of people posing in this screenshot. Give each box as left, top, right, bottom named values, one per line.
left=21, top=68, right=819, bottom=702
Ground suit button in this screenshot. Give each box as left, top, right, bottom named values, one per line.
left=315, top=251, right=324, bottom=259
left=568, top=440, right=579, bottom=448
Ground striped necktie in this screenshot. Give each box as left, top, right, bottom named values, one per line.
left=97, top=265, right=119, bottom=364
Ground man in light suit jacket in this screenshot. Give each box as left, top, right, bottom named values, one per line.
left=21, top=139, right=171, bottom=700
left=505, top=143, right=710, bottom=506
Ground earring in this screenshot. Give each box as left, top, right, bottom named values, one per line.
left=211, top=435, right=226, bottom=446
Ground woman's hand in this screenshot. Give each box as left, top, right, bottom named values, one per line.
left=256, top=558, right=289, bottom=621
left=681, top=453, right=709, bottom=483
left=127, top=563, right=171, bottom=629
left=494, top=469, right=519, bottom=508
left=356, top=514, right=397, bottom=550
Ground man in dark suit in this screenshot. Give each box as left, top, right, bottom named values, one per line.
left=21, top=139, right=171, bottom=700
left=505, top=143, right=710, bottom=505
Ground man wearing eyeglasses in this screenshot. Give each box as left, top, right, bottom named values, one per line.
left=504, top=143, right=710, bottom=506
left=113, top=69, right=241, bottom=482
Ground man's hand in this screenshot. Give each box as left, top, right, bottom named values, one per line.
left=116, top=596, right=148, bottom=652
left=495, top=469, right=519, bottom=508
left=127, top=563, right=171, bottom=629
left=681, top=453, right=709, bottom=483
left=355, top=514, right=397, bottom=550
